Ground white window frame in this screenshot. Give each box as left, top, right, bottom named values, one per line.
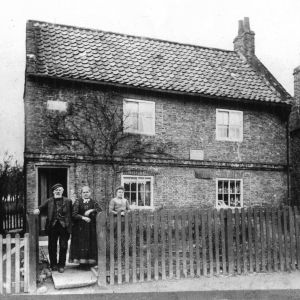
left=123, top=98, right=155, bottom=135
left=121, top=175, right=154, bottom=209
left=216, top=178, right=243, bottom=209
left=216, top=109, right=243, bottom=142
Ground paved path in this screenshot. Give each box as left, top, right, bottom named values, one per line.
left=37, top=270, right=300, bottom=295
left=6, top=290, right=300, bottom=300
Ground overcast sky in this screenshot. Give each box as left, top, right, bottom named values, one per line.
left=1, top=0, right=300, bottom=163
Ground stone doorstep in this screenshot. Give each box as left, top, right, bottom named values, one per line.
left=52, top=265, right=97, bottom=289
left=39, top=239, right=98, bottom=289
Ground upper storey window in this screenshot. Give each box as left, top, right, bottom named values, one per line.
left=123, top=99, right=155, bottom=135
left=216, top=109, right=243, bottom=142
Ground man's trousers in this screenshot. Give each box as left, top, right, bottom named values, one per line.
left=48, top=222, right=70, bottom=268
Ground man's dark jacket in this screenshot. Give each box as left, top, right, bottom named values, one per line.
left=38, top=197, right=72, bottom=234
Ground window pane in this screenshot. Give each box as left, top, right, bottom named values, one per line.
left=217, top=111, right=229, bottom=125
left=145, top=180, right=151, bottom=192
left=139, top=102, right=154, bottom=117
left=139, top=115, right=153, bottom=134
left=127, top=114, right=138, bottom=131
left=139, top=102, right=154, bottom=134
left=230, top=112, right=241, bottom=125
left=218, top=126, right=229, bottom=138
left=130, top=182, right=137, bottom=192
left=131, top=192, right=137, bottom=205
left=124, top=101, right=139, bottom=131
left=138, top=181, right=145, bottom=207
left=218, top=181, right=222, bottom=192
left=230, top=195, right=235, bottom=207
left=236, top=181, right=240, bottom=193
left=124, top=101, right=139, bottom=114
left=124, top=192, right=130, bottom=202
left=229, top=126, right=240, bottom=140
left=145, top=192, right=151, bottom=206
left=230, top=181, right=235, bottom=194
left=124, top=182, right=130, bottom=192
left=138, top=193, right=144, bottom=206
left=224, top=181, right=228, bottom=193
left=224, top=194, right=228, bottom=205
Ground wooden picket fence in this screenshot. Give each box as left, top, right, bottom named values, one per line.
left=0, top=214, right=39, bottom=295
left=2, top=211, right=24, bottom=232
left=1, top=196, right=25, bottom=233
left=96, top=206, right=300, bottom=286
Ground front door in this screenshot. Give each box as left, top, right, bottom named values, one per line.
left=38, top=167, right=68, bottom=234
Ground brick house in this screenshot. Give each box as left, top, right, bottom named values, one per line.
left=24, top=17, right=292, bottom=228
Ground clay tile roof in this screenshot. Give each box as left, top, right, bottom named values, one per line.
left=27, top=20, right=291, bottom=104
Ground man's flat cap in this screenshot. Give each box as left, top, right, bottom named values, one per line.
left=51, top=183, right=63, bottom=192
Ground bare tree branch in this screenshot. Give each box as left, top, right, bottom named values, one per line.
left=44, top=93, right=177, bottom=162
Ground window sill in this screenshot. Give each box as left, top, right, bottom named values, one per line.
left=215, top=206, right=243, bottom=212
left=130, top=205, right=154, bottom=210
left=124, top=130, right=155, bottom=136
left=216, top=137, right=243, bottom=142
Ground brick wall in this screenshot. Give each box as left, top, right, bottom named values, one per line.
left=290, top=130, right=300, bottom=205
left=289, top=65, right=300, bottom=205
left=24, top=78, right=288, bottom=164
left=25, top=159, right=287, bottom=211
left=24, top=77, right=289, bottom=209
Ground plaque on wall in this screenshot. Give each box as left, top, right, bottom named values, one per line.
left=47, top=100, right=68, bottom=112
left=195, top=169, right=212, bottom=179
left=190, top=149, right=204, bottom=160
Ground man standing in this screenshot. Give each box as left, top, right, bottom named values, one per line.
left=33, top=183, right=72, bottom=273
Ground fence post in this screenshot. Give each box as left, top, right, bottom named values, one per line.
left=96, top=212, right=107, bottom=286
left=28, top=214, right=38, bottom=293
left=227, top=209, right=233, bottom=274
left=0, top=200, right=3, bottom=234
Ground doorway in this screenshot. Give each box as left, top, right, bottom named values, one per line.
left=38, top=167, right=68, bottom=234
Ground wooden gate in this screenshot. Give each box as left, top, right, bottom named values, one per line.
left=0, top=214, right=39, bottom=295
left=0, top=233, right=29, bottom=294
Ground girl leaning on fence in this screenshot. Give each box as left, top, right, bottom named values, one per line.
left=109, top=186, right=131, bottom=216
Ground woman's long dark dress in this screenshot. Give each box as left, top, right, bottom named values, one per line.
left=70, top=198, right=101, bottom=264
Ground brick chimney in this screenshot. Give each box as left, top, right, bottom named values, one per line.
left=294, top=65, right=300, bottom=105
left=233, top=17, right=255, bottom=60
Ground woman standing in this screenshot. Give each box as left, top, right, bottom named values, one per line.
left=70, top=186, right=101, bottom=266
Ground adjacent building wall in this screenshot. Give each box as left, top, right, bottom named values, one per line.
left=290, top=65, right=300, bottom=205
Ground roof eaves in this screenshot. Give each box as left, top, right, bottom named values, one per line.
left=26, top=72, right=292, bottom=108
left=241, top=54, right=292, bottom=102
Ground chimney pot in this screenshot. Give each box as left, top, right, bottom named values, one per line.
left=244, top=17, right=250, bottom=32
left=238, top=20, right=244, bottom=35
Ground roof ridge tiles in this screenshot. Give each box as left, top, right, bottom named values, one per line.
left=28, top=19, right=235, bottom=54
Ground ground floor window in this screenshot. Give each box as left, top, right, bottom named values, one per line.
left=216, top=179, right=242, bottom=208
left=122, top=175, right=153, bottom=208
